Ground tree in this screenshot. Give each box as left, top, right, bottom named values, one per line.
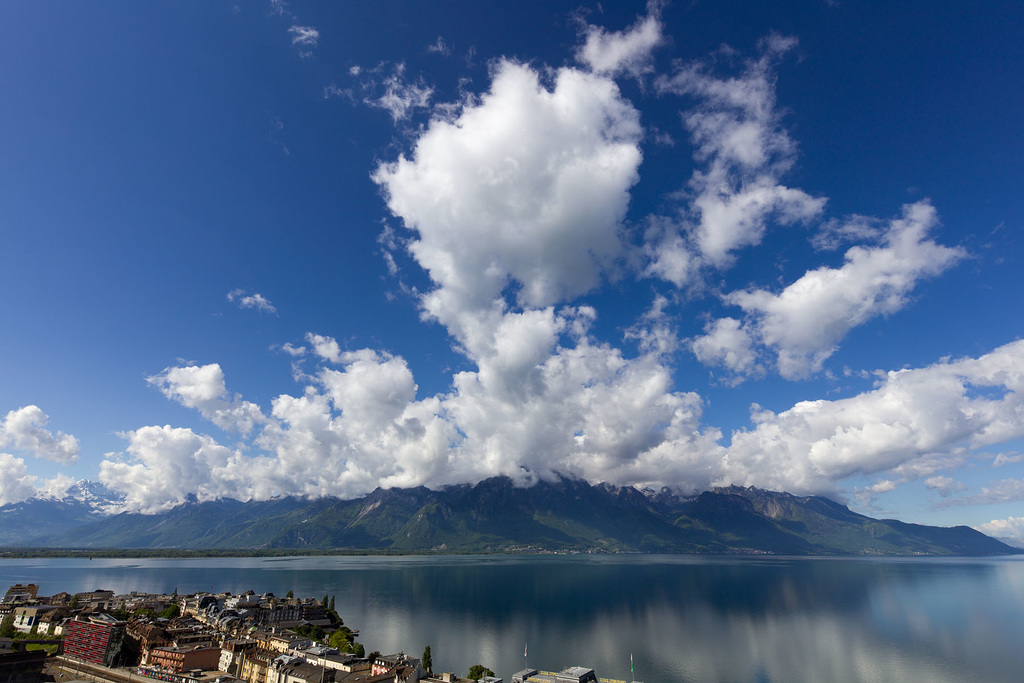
left=468, top=665, right=494, bottom=680
left=328, top=596, right=335, bottom=612
left=158, top=604, right=180, bottom=619
left=421, top=646, right=432, bottom=674
left=321, top=594, right=329, bottom=609
left=353, top=643, right=365, bottom=658
left=172, top=587, right=178, bottom=597
left=286, top=590, right=294, bottom=599
left=0, top=614, right=15, bottom=638
left=328, top=629, right=352, bottom=651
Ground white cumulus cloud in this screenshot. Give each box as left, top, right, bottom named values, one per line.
left=99, top=337, right=1024, bottom=513
left=147, top=364, right=266, bottom=436
left=86, top=27, right=1021, bottom=519
left=0, top=453, right=38, bottom=506
left=100, top=425, right=254, bottom=513
left=373, top=58, right=642, bottom=337
left=0, top=405, right=79, bottom=464
left=695, top=201, right=964, bottom=379
left=577, top=10, right=663, bottom=77
left=975, top=516, right=1024, bottom=547
left=306, top=333, right=344, bottom=364
left=651, top=34, right=825, bottom=273
left=228, top=289, right=278, bottom=315
left=690, top=317, right=762, bottom=381
left=722, top=339, right=1024, bottom=495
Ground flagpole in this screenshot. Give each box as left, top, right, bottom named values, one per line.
left=524, top=643, right=528, bottom=669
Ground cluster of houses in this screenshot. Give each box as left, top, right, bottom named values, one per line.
left=1, top=584, right=502, bottom=683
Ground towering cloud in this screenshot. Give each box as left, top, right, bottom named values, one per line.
left=83, top=27, right=1008, bottom=517
left=372, top=59, right=642, bottom=331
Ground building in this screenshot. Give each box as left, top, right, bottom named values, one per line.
left=46, top=592, right=73, bottom=607
left=267, top=634, right=312, bottom=654
left=126, top=619, right=173, bottom=660
left=11, top=606, right=55, bottom=635
left=35, top=608, right=68, bottom=636
left=238, top=647, right=275, bottom=683
left=146, top=645, right=223, bottom=673
left=2, top=586, right=38, bottom=605
left=219, top=640, right=256, bottom=677
left=512, top=668, right=602, bottom=683
left=266, top=656, right=334, bottom=683
left=63, top=614, right=128, bottom=667
left=74, top=590, right=116, bottom=611
left=300, top=650, right=369, bottom=675
left=371, top=654, right=420, bottom=678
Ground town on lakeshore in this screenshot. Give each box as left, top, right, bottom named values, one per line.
left=0, top=584, right=640, bottom=683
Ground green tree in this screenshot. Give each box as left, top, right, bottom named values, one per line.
left=352, top=643, right=365, bottom=658
left=468, top=665, right=494, bottom=680
left=286, top=590, right=294, bottom=599
left=328, top=596, right=335, bottom=612
left=1, top=614, right=16, bottom=638
left=421, top=646, right=432, bottom=674
left=328, top=629, right=352, bottom=651
left=158, top=604, right=180, bottom=619
left=321, top=594, right=329, bottom=609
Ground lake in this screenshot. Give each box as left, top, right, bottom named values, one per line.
left=2, top=554, right=1023, bottom=682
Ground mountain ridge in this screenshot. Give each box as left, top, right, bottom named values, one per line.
left=3, top=476, right=1018, bottom=556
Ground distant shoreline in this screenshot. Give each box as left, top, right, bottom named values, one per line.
left=2, top=547, right=1018, bottom=560
left=0, top=547, right=620, bottom=559
left=0, top=548, right=452, bottom=559
left=0, top=548, right=496, bottom=559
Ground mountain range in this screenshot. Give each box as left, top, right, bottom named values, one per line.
left=0, top=480, right=124, bottom=545
left=1, top=477, right=1017, bottom=556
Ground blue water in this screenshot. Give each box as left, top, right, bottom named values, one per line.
left=3, top=554, right=1023, bottom=682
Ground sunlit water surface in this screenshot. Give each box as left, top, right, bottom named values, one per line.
left=3, top=554, right=1023, bottom=683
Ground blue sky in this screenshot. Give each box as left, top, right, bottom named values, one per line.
left=2, top=1, right=1023, bottom=539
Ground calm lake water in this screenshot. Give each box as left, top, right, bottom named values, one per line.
left=3, top=554, right=1023, bottom=683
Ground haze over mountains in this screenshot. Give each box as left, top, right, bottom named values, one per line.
left=1, top=477, right=1016, bottom=556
